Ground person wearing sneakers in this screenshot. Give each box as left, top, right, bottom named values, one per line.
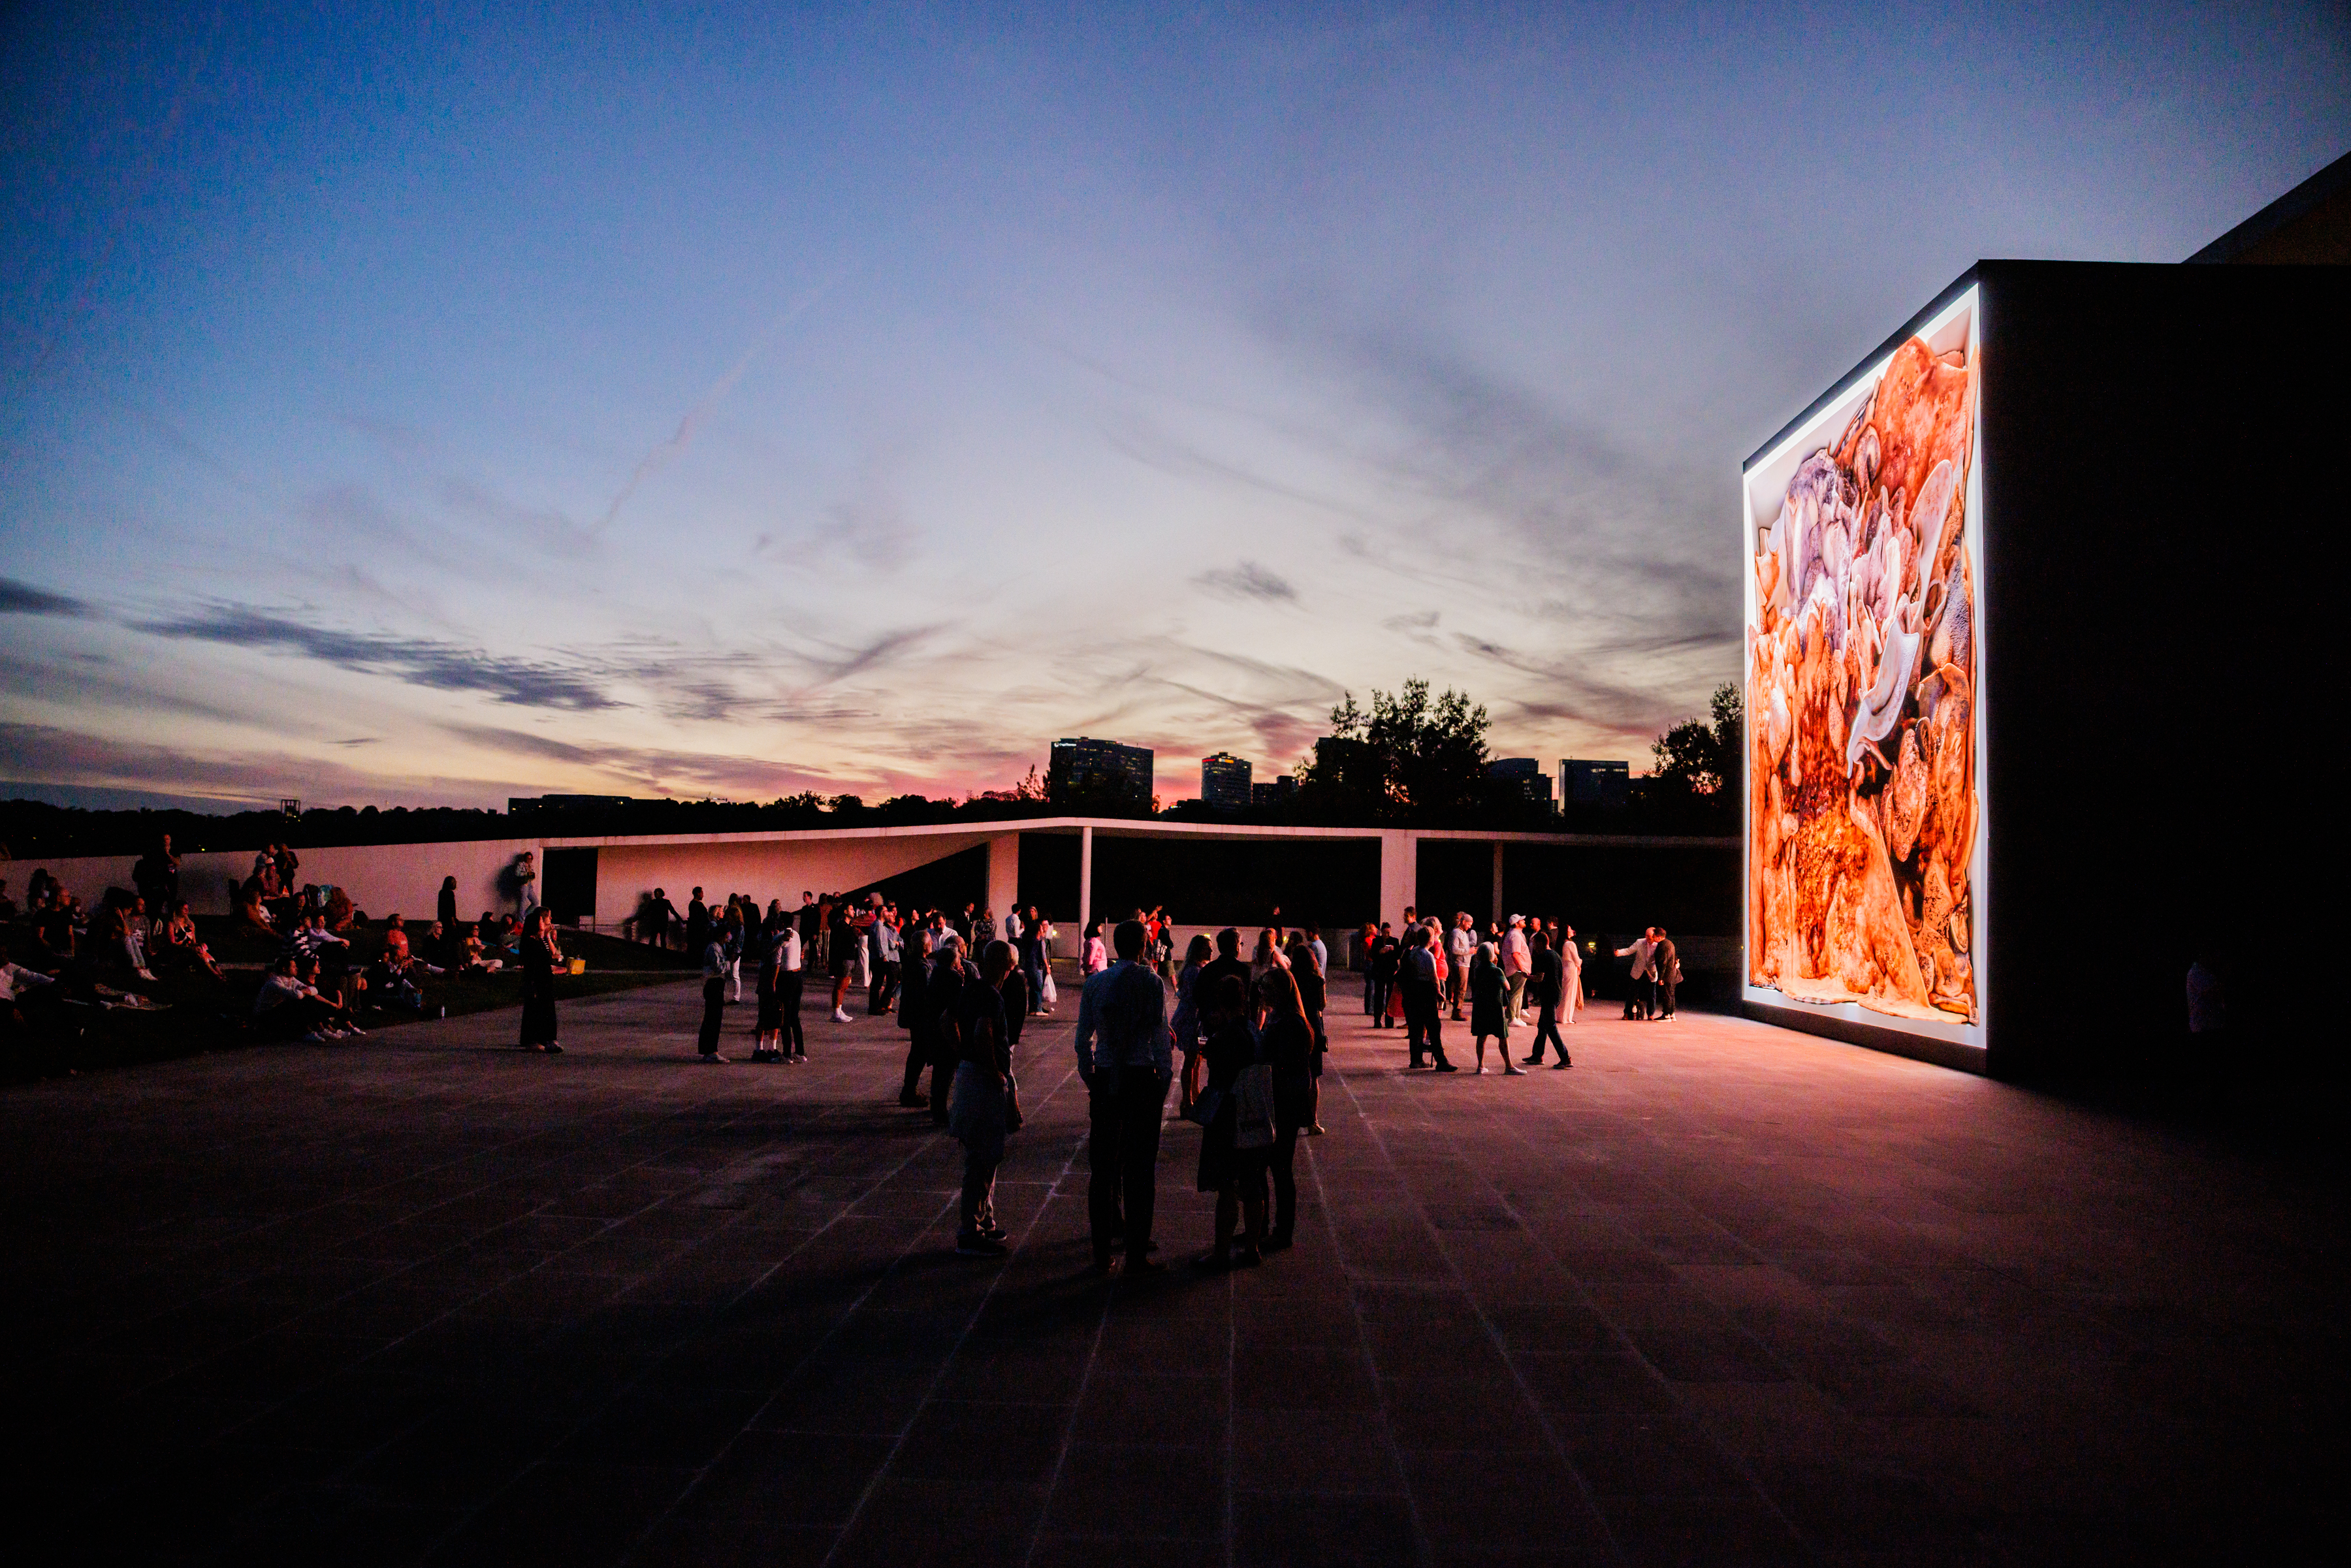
left=1447, top=912, right=1477, bottom=1020
left=829, top=898, right=860, bottom=1023
left=696, top=923, right=730, bottom=1063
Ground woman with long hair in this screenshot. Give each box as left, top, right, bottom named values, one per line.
left=519, top=908, right=563, bottom=1054
left=1249, top=927, right=1288, bottom=981
left=1256, top=966, right=1315, bottom=1249
left=1081, top=920, right=1108, bottom=976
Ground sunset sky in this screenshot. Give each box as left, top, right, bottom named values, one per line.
left=5, top=3, right=2344, bottom=810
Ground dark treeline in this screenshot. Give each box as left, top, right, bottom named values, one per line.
left=2, top=682, right=1741, bottom=859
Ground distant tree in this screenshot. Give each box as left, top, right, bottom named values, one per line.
left=1646, top=683, right=1742, bottom=799
left=1298, top=678, right=1490, bottom=820
left=1012, top=764, right=1044, bottom=802
left=828, top=794, right=865, bottom=817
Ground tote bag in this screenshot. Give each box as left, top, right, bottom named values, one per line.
left=1232, top=1059, right=1276, bottom=1149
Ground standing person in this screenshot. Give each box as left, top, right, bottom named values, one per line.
left=976, top=906, right=999, bottom=948
left=1285, top=933, right=1331, bottom=1136
left=752, top=912, right=786, bottom=1062
left=1525, top=929, right=1571, bottom=1068
left=948, top=940, right=1020, bottom=1256
left=513, top=852, right=538, bottom=921
left=722, top=904, right=746, bottom=1003
left=1081, top=921, right=1108, bottom=976
left=1015, top=905, right=1045, bottom=1014
left=132, top=835, right=180, bottom=915
left=646, top=887, right=680, bottom=949
left=897, top=923, right=934, bottom=1106
left=926, top=935, right=968, bottom=1125
left=1306, top=925, right=1328, bottom=980
left=871, top=905, right=901, bottom=1015
left=685, top=888, right=711, bottom=960
left=1074, top=921, right=1174, bottom=1275
left=1501, top=915, right=1532, bottom=1025
left=1447, top=913, right=1476, bottom=1021
left=1258, top=967, right=1316, bottom=1251
left=1469, top=940, right=1518, bottom=1074
left=1558, top=924, right=1585, bottom=1025
left=1616, top=929, right=1656, bottom=1019
left=696, top=921, right=729, bottom=1063
left=519, top=908, right=563, bottom=1054
left=1249, top=927, right=1288, bottom=981
left=829, top=899, right=861, bottom=1023
left=1368, top=923, right=1399, bottom=1027
left=1402, top=926, right=1458, bottom=1071
left=1190, top=974, right=1269, bottom=1270
left=1652, top=928, right=1680, bottom=1019
left=436, top=876, right=460, bottom=946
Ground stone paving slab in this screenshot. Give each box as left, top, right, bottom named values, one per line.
left=4, top=976, right=2343, bottom=1565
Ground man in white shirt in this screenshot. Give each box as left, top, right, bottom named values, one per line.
left=1500, top=915, right=1532, bottom=1025
left=1614, top=929, right=1657, bottom=1019
left=1447, top=914, right=1477, bottom=1020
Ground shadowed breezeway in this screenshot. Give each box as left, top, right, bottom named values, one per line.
left=5, top=976, right=2339, bottom=1565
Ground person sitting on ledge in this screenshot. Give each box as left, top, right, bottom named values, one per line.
left=370, top=929, right=443, bottom=1013
left=0, top=933, right=59, bottom=1030
left=235, top=876, right=275, bottom=935
left=156, top=901, right=225, bottom=982
left=33, top=886, right=78, bottom=964
left=251, top=955, right=363, bottom=1043
left=458, top=926, right=504, bottom=973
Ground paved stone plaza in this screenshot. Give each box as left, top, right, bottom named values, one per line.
left=5, top=978, right=2339, bottom=1565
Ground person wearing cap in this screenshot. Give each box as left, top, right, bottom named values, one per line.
left=1500, top=914, right=1532, bottom=1026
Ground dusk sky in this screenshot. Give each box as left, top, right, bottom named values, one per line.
left=5, top=4, right=2344, bottom=811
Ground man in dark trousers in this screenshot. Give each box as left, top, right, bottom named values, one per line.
left=686, top=888, right=711, bottom=959
left=926, top=935, right=970, bottom=1124
left=897, top=922, right=933, bottom=1107
left=1651, top=928, right=1679, bottom=1019
left=1075, top=920, right=1173, bottom=1276
left=1524, top=929, right=1571, bottom=1068
left=696, top=925, right=729, bottom=1063
left=1368, top=923, right=1400, bottom=1026
left=1401, top=925, right=1457, bottom=1071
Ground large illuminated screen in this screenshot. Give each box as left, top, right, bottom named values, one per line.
left=1744, top=288, right=1982, bottom=1040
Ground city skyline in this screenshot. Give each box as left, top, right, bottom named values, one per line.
left=3, top=5, right=2344, bottom=812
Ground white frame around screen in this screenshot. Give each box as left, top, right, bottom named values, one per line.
left=1739, top=285, right=1988, bottom=1059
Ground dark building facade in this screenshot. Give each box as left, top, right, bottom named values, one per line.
left=1199, top=752, right=1251, bottom=810
left=1488, top=757, right=1554, bottom=807
left=1048, top=737, right=1154, bottom=808
left=1560, top=760, right=1628, bottom=810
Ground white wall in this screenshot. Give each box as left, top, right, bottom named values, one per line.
left=12, top=840, right=540, bottom=925
left=591, top=833, right=1002, bottom=929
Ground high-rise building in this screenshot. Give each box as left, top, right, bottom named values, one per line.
left=1049, top=737, right=1155, bottom=808
left=1250, top=776, right=1298, bottom=807
left=1200, top=752, right=1252, bottom=810
left=1488, top=757, right=1554, bottom=807
left=1560, top=759, right=1629, bottom=810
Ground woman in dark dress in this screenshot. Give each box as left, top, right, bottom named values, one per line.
left=519, top=908, right=563, bottom=1053
left=1469, top=940, right=1516, bottom=1074
left=1257, top=967, right=1316, bottom=1251
left=1191, top=972, right=1268, bottom=1268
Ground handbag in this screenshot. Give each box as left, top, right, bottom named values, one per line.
left=1040, top=969, right=1058, bottom=1009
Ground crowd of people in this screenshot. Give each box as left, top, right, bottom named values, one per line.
left=1358, top=908, right=1589, bottom=1074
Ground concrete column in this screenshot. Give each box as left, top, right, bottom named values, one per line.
left=1492, top=840, right=1506, bottom=928
left=986, top=833, right=1020, bottom=929
left=1078, top=825, right=1093, bottom=935
left=1378, top=829, right=1415, bottom=926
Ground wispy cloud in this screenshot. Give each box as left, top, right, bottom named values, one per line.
left=596, top=278, right=839, bottom=534
left=135, top=606, right=620, bottom=711
left=1, top=579, right=92, bottom=616
left=1193, top=562, right=1298, bottom=603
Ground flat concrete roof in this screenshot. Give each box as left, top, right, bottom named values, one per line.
left=540, top=815, right=1736, bottom=852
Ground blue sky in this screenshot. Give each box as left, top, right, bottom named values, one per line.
left=4, top=3, right=2344, bottom=808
